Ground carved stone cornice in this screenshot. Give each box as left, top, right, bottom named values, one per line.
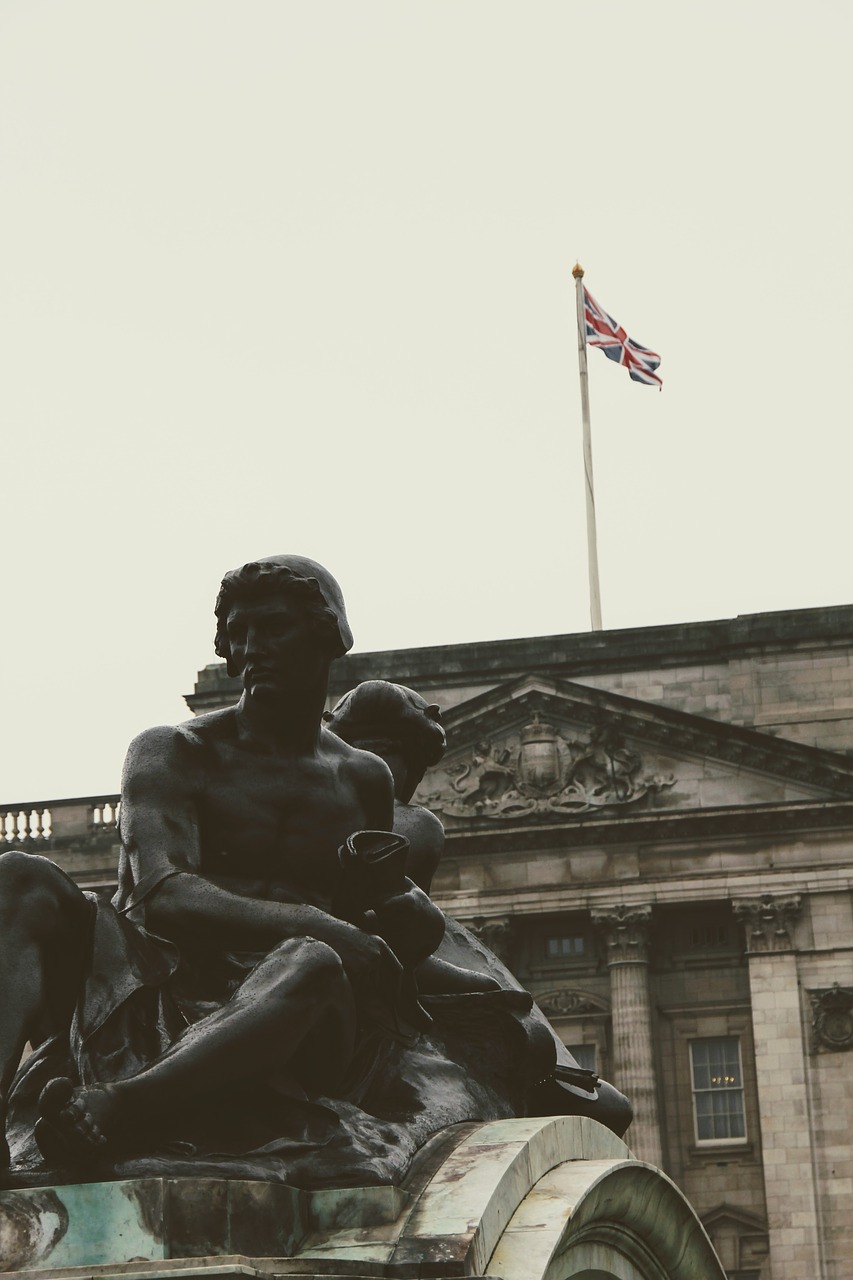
left=465, top=915, right=515, bottom=966
left=591, top=904, right=653, bottom=965
left=536, top=989, right=610, bottom=1018
left=810, top=985, right=853, bottom=1052
left=732, top=894, right=803, bottom=953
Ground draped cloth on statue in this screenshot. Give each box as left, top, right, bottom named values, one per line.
left=6, top=894, right=549, bottom=1188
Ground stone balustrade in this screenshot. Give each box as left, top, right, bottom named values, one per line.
left=0, top=794, right=120, bottom=848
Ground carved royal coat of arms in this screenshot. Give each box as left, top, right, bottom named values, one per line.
left=420, top=715, right=674, bottom=819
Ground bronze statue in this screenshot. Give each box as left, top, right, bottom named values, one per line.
left=0, top=556, right=629, bottom=1188
left=325, top=679, right=632, bottom=1131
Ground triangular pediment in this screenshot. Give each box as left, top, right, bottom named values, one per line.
left=415, top=675, right=853, bottom=825
left=701, top=1203, right=767, bottom=1234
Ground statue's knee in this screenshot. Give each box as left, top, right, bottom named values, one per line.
left=304, top=938, right=345, bottom=985
left=0, top=850, right=77, bottom=926
left=290, top=937, right=344, bottom=984
left=264, top=937, right=345, bottom=996
left=0, top=850, right=48, bottom=898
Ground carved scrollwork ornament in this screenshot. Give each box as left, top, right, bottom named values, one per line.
left=536, top=989, right=610, bottom=1018
left=421, top=716, right=674, bottom=820
left=810, top=984, right=853, bottom=1052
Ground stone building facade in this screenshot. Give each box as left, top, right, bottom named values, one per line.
left=4, top=603, right=853, bottom=1280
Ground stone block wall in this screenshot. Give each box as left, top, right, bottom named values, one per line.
left=576, top=646, right=853, bottom=755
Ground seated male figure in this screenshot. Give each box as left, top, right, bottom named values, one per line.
left=0, top=555, right=440, bottom=1167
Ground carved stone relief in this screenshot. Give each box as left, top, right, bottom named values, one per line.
left=536, top=989, right=610, bottom=1018
left=732, top=895, right=803, bottom=953
left=810, top=984, right=853, bottom=1052
left=422, top=716, right=674, bottom=819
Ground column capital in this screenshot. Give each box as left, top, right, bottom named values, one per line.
left=465, top=915, right=516, bottom=966
left=732, top=893, right=803, bottom=953
left=591, top=903, right=653, bottom=965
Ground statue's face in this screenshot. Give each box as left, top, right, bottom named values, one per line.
left=226, top=591, right=322, bottom=701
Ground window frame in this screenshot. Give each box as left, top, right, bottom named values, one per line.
left=545, top=934, right=586, bottom=960
left=689, top=1035, right=748, bottom=1146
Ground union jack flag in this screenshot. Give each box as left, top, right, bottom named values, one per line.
left=583, top=287, right=662, bottom=388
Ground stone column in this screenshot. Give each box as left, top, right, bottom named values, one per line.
left=591, top=903, right=662, bottom=1167
left=732, top=893, right=822, bottom=1280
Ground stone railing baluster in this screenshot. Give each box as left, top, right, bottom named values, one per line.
left=1, top=794, right=121, bottom=847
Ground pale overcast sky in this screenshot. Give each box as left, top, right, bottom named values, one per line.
left=2, top=1, right=852, bottom=801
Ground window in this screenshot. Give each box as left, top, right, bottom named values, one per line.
left=689, top=924, right=730, bottom=949
left=567, top=1043, right=596, bottom=1073
left=546, top=935, right=585, bottom=959
left=690, top=1038, right=746, bottom=1142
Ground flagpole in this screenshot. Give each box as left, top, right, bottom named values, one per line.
left=573, top=262, right=603, bottom=631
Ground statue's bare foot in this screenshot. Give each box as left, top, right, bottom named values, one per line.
left=417, top=955, right=501, bottom=994
left=35, top=1077, right=120, bottom=1166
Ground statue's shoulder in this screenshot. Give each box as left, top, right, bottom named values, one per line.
left=322, top=727, right=393, bottom=792
left=175, top=706, right=237, bottom=743
left=401, top=801, right=444, bottom=837
left=124, top=709, right=237, bottom=772
left=323, top=726, right=384, bottom=770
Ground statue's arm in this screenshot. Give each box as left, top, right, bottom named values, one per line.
left=399, top=804, right=445, bottom=893
left=336, top=748, right=445, bottom=967
left=350, top=742, right=395, bottom=831
left=117, top=724, right=204, bottom=913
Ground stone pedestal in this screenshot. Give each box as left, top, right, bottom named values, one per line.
left=0, top=1116, right=724, bottom=1280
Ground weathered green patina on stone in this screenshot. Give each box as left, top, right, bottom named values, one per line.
left=0, top=1116, right=726, bottom=1280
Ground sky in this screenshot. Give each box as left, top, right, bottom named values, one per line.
left=2, top=0, right=852, bottom=802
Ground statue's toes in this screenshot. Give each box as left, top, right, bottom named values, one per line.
left=76, top=1112, right=107, bottom=1145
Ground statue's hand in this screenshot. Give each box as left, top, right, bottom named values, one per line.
left=321, top=918, right=403, bottom=1008
left=368, top=885, right=445, bottom=968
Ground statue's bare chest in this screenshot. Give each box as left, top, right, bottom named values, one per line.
left=196, top=740, right=366, bottom=890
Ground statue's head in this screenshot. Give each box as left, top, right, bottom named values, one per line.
left=326, top=680, right=446, bottom=803
left=214, top=555, right=353, bottom=678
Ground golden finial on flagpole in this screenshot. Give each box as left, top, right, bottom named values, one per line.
left=572, top=262, right=584, bottom=279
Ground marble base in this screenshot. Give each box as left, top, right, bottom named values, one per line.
left=0, top=1117, right=726, bottom=1280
